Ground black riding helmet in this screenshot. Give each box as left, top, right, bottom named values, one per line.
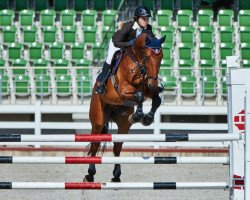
left=134, top=6, right=152, bottom=18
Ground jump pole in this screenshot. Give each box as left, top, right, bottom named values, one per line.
left=0, top=133, right=241, bottom=142
left=0, top=156, right=229, bottom=164
left=0, top=182, right=229, bottom=190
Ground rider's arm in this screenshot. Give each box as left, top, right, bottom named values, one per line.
left=112, top=21, right=134, bottom=48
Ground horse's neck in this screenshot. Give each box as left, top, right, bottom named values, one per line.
left=135, top=34, right=146, bottom=48
left=127, top=43, right=144, bottom=60
left=134, top=47, right=144, bottom=61
left=133, top=35, right=146, bottom=58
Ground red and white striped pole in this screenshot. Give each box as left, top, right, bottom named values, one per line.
left=0, top=182, right=229, bottom=190
left=0, top=156, right=229, bottom=164
left=0, top=133, right=241, bottom=142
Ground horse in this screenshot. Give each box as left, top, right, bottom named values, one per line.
left=84, top=33, right=166, bottom=182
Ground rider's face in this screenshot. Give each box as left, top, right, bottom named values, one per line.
left=138, top=16, right=149, bottom=28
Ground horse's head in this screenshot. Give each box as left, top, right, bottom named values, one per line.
left=133, top=33, right=166, bottom=93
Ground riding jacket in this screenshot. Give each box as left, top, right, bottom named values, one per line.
left=112, top=20, right=155, bottom=49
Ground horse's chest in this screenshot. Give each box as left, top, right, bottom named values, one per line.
left=129, top=71, right=143, bottom=83
left=131, top=76, right=147, bottom=88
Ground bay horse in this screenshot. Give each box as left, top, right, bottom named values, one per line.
left=84, top=33, right=166, bottom=182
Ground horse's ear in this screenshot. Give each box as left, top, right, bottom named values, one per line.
left=159, top=35, right=166, bottom=44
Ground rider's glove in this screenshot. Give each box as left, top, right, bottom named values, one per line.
left=127, top=39, right=135, bottom=47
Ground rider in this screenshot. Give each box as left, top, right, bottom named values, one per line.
left=95, top=5, right=155, bottom=95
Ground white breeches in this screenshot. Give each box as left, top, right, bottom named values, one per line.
left=105, top=39, right=120, bottom=65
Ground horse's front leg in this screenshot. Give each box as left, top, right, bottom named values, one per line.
left=128, top=91, right=144, bottom=124
left=141, top=94, right=161, bottom=126
left=119, top=83, right=144, bottom=124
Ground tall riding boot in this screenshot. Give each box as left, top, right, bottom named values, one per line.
left=95, top=62, right=111, bottom=95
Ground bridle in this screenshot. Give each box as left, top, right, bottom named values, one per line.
left=124, top=44, right=162, bottom=82
left=124, top=46, right=147, bottom=78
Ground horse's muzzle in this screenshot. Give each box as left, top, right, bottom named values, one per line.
left=148, top=79, right=159, bottom=93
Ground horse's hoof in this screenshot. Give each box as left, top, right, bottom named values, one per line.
left=141, top=115, right=153, bottom=126
left=111, top=177, right=121, bottom=182
left=83, top=175, right=94, bottom=182
left=128, top=114, right=144, bottom=124
left=141, top=120, right=152, bottom=126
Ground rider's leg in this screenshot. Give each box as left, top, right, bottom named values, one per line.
left=95, top=61, right=111, bottom=94
left=95, top=40, right=120, bottom=95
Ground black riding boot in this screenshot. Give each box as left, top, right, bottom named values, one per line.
left=95, top=62, right=111, bottom=95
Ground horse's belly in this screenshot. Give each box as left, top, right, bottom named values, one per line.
left=102, top=93, right=123, bottom=105
left=102, top=98, right=123, bottom=105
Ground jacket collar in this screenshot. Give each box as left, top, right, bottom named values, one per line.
left=132, top=21, right=141, bottom=30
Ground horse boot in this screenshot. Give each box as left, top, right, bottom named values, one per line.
left=95, top=62, right=111, bottom=95
left=158, top=85, right=164, bottom=93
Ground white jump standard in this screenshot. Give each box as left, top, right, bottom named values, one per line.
left=227, top=66, right=250, bottom=199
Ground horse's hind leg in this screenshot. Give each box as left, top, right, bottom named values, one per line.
left=83, top=124, right=109, bottom=182
left=84, top=92, right=111, bottom=182
left=111, top=142, right=123, bottom=182
left=83, top=141, right=100, bottom=182
left=111, top=106, right=133, bottom=182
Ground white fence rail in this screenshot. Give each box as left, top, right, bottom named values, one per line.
left=0, top=102, right=228, bottom=148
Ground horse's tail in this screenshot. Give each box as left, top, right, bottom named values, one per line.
left=86, top=123, right=109, bottom=156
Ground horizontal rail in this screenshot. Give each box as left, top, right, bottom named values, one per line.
left=0, top=122, right=228, bottom=131
left=2, top=66, right=227, bottom=70
left=0, top=156, right=229, bottom=164
left=0, top=182, right=229, bottom=190
left=0, top=134, right=241, bottom=142
left=0, top=141, right=229, bottom=148
left=0, top=105, right=227, bottom=115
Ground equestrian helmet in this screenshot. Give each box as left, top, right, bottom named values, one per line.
left=134, top=6, right=152, bottom=17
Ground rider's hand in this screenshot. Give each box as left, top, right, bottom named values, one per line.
left=127, top=39, right=135, bottom=47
